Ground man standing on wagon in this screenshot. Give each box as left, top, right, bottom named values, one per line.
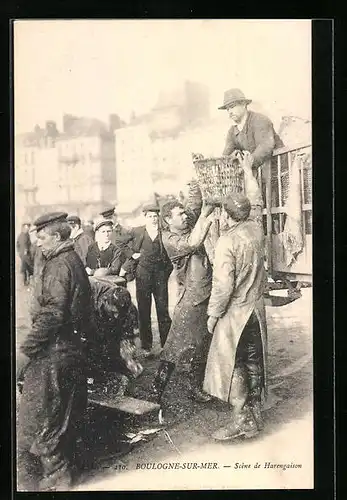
left=220, top=88, right=283, bottom=170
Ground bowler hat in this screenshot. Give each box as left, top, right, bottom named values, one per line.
left=33, top=212, right=68, bottom=232
left=142, top=203, right=160, bottom=214
left=218, top=88, right=252, bottom=110
left=94, top=218, right=114, bottom=232
left=66, top=215, right=81, bottom=225
left=223, top=193, right=251, bottom=221
left=100, top=205, right=115, bottom=218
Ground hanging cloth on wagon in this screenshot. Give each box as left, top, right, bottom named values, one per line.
left=280, top=153, right=305, bottom=267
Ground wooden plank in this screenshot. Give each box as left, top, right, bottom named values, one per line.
left=88, top=395, right=160, bottom=415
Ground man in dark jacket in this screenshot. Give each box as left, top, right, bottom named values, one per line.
left=120, top=204, right=173, bottom=354
left=16, top=223, right=33, bottom=285
left=85, top=219, right=125, bottom=277
left=220, top=88, right=283, bottom=170
left=100, top=205, right=134, bottom=261
left=16, top=212, right=95, bottom=492
left=66, top=215, right=93, bottom=266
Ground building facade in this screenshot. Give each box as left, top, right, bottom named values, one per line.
left=15, top=115, right=120, bottom=225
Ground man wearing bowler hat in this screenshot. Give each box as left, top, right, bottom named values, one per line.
left=16, top=212, right=95, bottom=491
left=219, top=88, right=283, bottom=170
left=121, top=203, right=173, bottom=355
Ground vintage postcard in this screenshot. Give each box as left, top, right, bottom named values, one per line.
left=14, top=19, right=313, bottom=492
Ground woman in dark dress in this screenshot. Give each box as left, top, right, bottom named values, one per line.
left=85, top=219, right=124, bottom=277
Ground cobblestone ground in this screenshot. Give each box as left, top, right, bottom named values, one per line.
left=15, top=261, right=313, bottom=490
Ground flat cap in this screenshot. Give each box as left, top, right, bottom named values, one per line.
left=142, top=203, right=160, bottom=213
left=94, top=218, right=114, bottom=232
left=66, top=215, right=81, bottom=225
left=100, top=205, right=115, bottom=218
left=223, top=193, right=251, bottom=221
left=33, top=212, right=68, bottom=232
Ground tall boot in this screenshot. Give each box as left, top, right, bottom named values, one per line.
left=247, top=362, right=264, bottom=431
left=212, top=405, right=259, bottom=441
left=149, top=361, right=175, bottom=403
left=189, top=372, right=212, bottom=403
left=212, top=364, right=258, bottom=441
left=189, top=333, right=212, bottom=403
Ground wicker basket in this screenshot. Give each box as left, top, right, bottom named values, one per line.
left=193, top=156, right=245, bottom=201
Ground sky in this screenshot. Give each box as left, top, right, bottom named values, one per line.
left=14, top=19, right=311, bottom=134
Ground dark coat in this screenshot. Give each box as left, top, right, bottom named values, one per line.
left=223, top=110, right=284, bottom=168
left=73, top=231, right=93, bottom=266
left=111, top=224, right=134, bottom=259
left=17, top=232, right=31, bottom=259
left=88, top=277, right=136, bottom=375
left=122, top=226, right=173, bottom=279
left=21, top=240, right=95, bottom=360
left=86, top=242, right=125, bottom=275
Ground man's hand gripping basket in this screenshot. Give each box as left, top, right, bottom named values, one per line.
left=192, top=154, right=245, bottom=202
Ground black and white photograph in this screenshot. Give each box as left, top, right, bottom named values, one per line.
left=14, top=19, right=313, bottom=492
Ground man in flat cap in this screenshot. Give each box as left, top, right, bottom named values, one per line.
left=16, top=212, right=95, bottom=491
left=85, top=219, right=125, bottom=277
left=220, top=88, right=283, bottom=171
left=203, top=191, right=268, bottom=441
left=120, top=204, right=173, bottom=355
left=66, top=215, right=93, bottom=266
left=99, top=204, right=134, bottom=261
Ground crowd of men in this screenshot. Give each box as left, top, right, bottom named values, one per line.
left=16, top=88, right=281, bottom=492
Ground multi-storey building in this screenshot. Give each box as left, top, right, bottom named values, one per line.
left=15, top=114, right=121, bottom=224
left=114, top=81, right=212, bottom=211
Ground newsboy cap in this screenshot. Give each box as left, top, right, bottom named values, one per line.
left=100, top=205, right=116, bottom=218
left=142, top=203, right=160, bottom=213
left=94, top=218, right=114, bottom=232
left=223, top=193, right=251, bottom=221
left=218, top=88, right=252, bottom=110
left=66, top=215, right=82, bottom=225
left=33, top=212, right=68, bottom=232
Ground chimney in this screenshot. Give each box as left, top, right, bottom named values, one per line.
left=109, top=114, right=122, bottom=132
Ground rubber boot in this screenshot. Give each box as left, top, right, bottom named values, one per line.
left=189, top=371, right=212, bottom=403
left=212, top=364, right=258, bottom=440
left=149, top=361, right=175, bottom=403
left=212, top=405, right=259, bottom=441
left=247, top=362, right=264, bottom=431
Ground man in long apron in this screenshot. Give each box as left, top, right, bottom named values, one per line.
left=204, top=187, right=267, bottom=440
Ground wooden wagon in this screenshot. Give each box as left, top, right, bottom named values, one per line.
left=193, top=142, right=312, bottom=294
